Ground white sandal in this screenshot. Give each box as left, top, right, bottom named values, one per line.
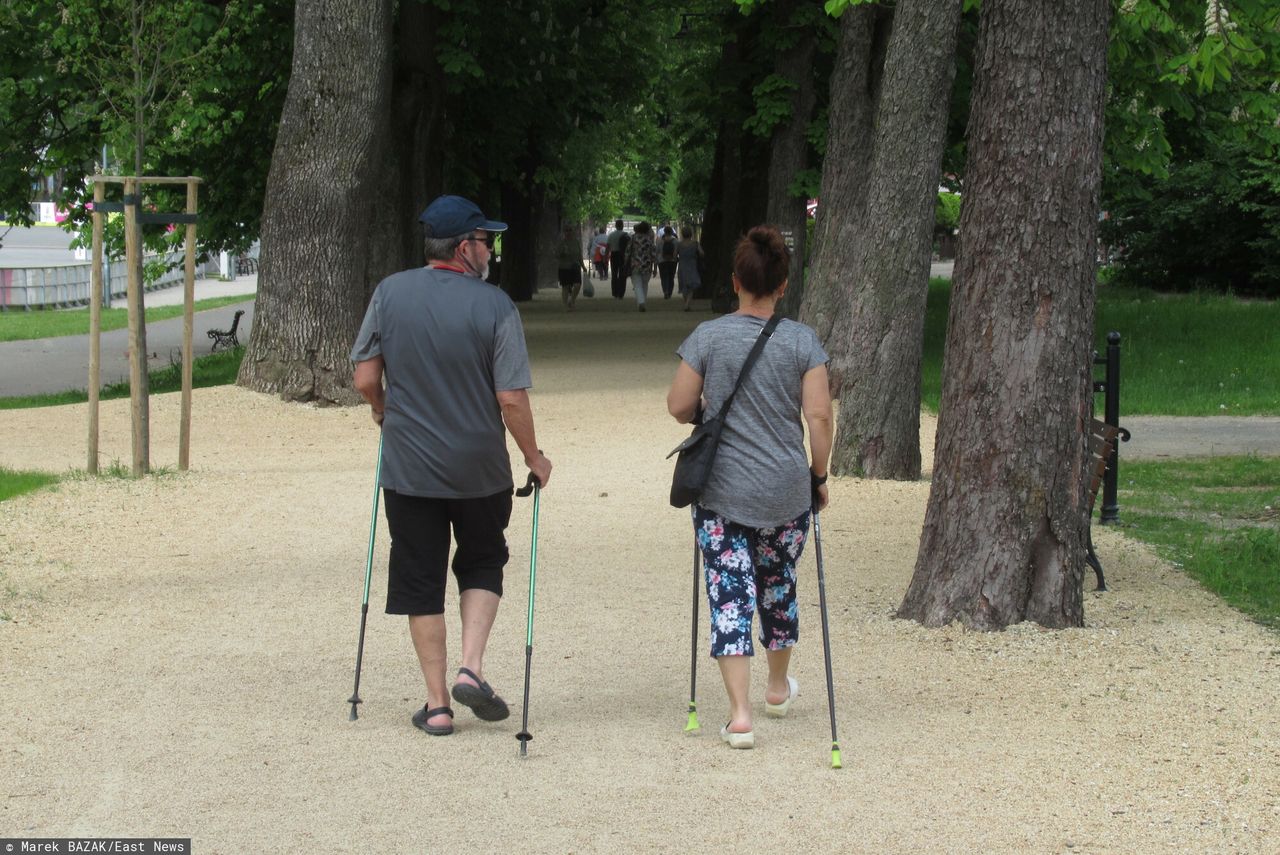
left=720, top=724, right=755, bottom=749
left=765, top=676, right=799, bottom=718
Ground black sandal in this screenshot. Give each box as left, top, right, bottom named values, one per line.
left=411, top=704, right=455, bottom=736
left=450, top=667, right=510, bottom=721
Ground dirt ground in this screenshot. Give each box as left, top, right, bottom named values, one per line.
left=2, top=292, right=1277, bottom=854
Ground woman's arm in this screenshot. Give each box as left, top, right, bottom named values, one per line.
left=667, top=361, right=704, bottom=424
left=801, top=364, right=834, bottom=509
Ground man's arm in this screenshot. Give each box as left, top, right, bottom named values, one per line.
left=353, top=357, right=386, bottom=425
left=496, top=388, right=553, bottom=487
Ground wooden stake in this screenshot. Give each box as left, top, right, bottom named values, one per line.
left=179, top=180, right=198, bottom=471
left=87, top=181, right=105, bottom=475
left=123, top=177, right=147, bottom=477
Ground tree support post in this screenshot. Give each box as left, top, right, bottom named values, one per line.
left=179, top=179, right=199, bottom=471
left=87, top=181, right=105, bottom=474
left=122, top=177, right=148, bottom=477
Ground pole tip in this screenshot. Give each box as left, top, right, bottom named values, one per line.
left=831, top=746, right=843, bottom=769
left=684, top=711, right=701, bottom=732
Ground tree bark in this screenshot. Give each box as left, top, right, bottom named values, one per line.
left=365, top=0, right=445, bottom=296
left=801, top=4, right=890, bottom=345
left=898, top=0, right=1111, bottom=630
left=820, top=0, right=963, bottom=480
left=237, top=0, right=393, bottom=403
left=767, top=14, right=818, bottom=319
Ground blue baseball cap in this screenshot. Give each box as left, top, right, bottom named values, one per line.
left=418, top=195, right=508, bottom=238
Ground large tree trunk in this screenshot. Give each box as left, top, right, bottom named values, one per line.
left=499, top=149, right=538, bottom=302
left=820, top=0, right=963, bottom=480
left=237, top=0, right=393, bottom=403
left=801, top=4, right=891, bottom=344
left=767, top=9, right=818, bottom=319
left=366, top=0, right=446, bottom=295
left=898, top=0, right=1111, bottom=630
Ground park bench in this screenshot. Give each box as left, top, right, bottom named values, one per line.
left=207, top=309, right=245, bottom=352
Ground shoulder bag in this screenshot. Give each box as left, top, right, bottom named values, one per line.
left=667, top=314, right=782, bottom=508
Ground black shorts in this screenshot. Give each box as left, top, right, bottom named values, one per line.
left=558, top=266, right=582, bottom=286
left=382, top=488, right=513, bottom=615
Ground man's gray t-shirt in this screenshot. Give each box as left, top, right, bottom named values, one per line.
left=676, top=315, right=828, bottom=528
left=350, top=266, right=532, bottom=498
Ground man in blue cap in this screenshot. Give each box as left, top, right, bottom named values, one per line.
left=350, top=194, right=553, bottom=736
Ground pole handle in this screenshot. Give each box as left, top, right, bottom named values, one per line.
left=515, top=472, right=540, bottom=497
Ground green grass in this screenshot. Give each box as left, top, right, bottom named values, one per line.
left=921, top=280, right=1280, bottom=416
left=0, top=295, right=252, bottom=343
left=0, top=346, right=245, bottom=410
left=0, top=466, right=59, bottom=502
left=1116, top=456, right=1280, bottom=629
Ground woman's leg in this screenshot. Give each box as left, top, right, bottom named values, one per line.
left=632, top=272, right=648, bottom=308
left=754, top=511, right=810, bottom=702
left=695, top=506, right=757, bottom=733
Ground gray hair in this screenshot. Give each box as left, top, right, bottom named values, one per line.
left=423, top=234, right=465, bottom=262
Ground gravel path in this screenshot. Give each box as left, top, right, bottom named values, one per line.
left=2, top=294, right=1277, bottom=853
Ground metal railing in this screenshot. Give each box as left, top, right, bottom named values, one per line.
left=0, top=252, right=205, bottom=310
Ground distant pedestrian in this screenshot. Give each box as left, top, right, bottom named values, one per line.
left=557, top=224, right=586, bottom=310
left=607, top=219, right=630, bottom=299
left=676, top=225, right=704, bottom=312
left=350, top=194, right=554, bottom=738
left=658, top=226, right=679, bottom=300
left=625, top=221, right=657, bottom=312
left=591, top=226, right=609, bottom=279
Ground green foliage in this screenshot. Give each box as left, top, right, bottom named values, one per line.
left=1104, top=0, right=1280, bottom=294
left=744, top=74, right=800, bottom=138
left=921, top=279, right=1280, bottom=415
left=1103, top=144, right=1280, bottom=296
left=935, top=192, right=962, bottom=230
left=0, top=466, right=59, bottom=503
left=0, top=0, right=293, bottom=255
left=1119, top=456, right=1280, bottom=629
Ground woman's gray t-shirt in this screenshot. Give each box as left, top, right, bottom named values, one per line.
left=676, top=314, right=828, bottom=528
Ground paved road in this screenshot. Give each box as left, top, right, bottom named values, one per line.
left=0, top=224, right=81, bottom=268
left=0, top=276, right=255, bottom=397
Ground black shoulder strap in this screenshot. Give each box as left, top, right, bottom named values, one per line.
left=717, top=314, right=782, bottom=417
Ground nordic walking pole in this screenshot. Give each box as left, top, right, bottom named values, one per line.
left=514, top=472, right=541, bottom=756
left=348, top=435, right=383, bottom=721
left=811, top=506, right=842, bottom=768
left=685, top=507, right=701, bottom=732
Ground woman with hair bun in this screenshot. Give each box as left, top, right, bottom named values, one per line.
left=666, top=224, right=834, bottom=750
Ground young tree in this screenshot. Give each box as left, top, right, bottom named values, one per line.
left=898, top=0, right=1112, bottom=629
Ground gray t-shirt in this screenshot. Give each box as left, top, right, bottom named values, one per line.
left=676, top=314, right=828, bottom=528
left=350, top=266, right=532, bottom=498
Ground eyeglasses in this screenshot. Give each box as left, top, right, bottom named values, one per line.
left=463, top=234, right=494, bottom=249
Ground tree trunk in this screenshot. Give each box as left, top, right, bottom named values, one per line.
left=821, top=0, right=963, bottom=480
left=500, top=151, right=538, bottom=302
left=898, top=0, right=1111, bottom=630
left=237, top=0, right=393, bottom=403
left=365, top=0, right=446, bottom=296
left=801, top=4, right=890, bottom=345
left=767, top=18, right=818, bottom=319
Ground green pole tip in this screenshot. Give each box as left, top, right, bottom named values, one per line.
left=685, top=711, right=701, bottom=732
left=831, top=746, right=843, bottom=769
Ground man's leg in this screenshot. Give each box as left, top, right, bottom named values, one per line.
left=457, top=588, right=501, bottom=685
left=448, top=489, right=513, bottom=689
left=383, top=489, right=453, bottom=729
left=408, top=615, right=450, bottom=726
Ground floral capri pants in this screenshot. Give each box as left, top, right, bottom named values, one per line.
left=694, top=505, right=811, bottom=657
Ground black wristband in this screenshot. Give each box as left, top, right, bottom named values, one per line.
left=810, top=469, right=827, bottom=488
